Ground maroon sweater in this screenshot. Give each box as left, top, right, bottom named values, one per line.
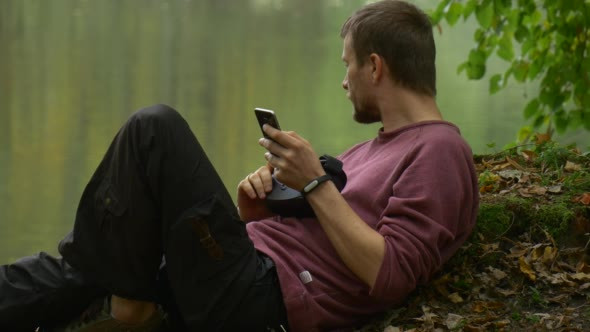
left=246, top=121, right=479, bottom=331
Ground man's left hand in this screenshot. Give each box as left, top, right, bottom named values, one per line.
left=258, top=124, right=325, bottom=191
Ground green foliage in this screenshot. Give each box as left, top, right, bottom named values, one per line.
left=428, top=0, right=590, bottom=137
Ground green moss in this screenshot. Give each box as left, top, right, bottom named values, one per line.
left=535, top=202, right=574, bottom=238
left=473, top=193, right=581, bottom=242
left=476, top=203, right=513, bottom=238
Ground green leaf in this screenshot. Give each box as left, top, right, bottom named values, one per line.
left=533, top=114, right=546, bottom=128
left=428, top=0, right=451, bottom=24
left=466, top=49, right=487, bottom=79
left=466, top=63, right=486, bottom=79
left=457, top=62, right=468, bottom=74
left=463, top=0, right=477, bottom=19
left=554, top=111, right=569, bottom=134
left=517, top=126, right=533, bottom=142
left=445, top=2, right=463, bottom=26
left=474, top=28, right=486, bottom=42
left=489, top=74, right=503, bottom=94
left=514, top=26, right=529, bottom=43
left=528, top=58, right=543, bottom=79
left=468, top=49, right=487, bottom=65
left=512, top=61, right=529, bottom=82
left=497, top=33, right=515, bottom=61
left=524, top=99, right=540, bottom=119
left=494, top=0, right=512, bottom=16
left=475, top=0, right=494, bottom=29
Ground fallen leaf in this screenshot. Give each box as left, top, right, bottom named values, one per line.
left=480, top=184, right=496, bottom=193
left=519, top=256, right=537, bottom=281
left=498, top=169, right=522, bottom=181
left=573, top=193, right=590, bottom=205
left=495, top=287, right=517, bottom=297
left=522, top=150, right=537, bottom=162
left=564, top=161, right=582, bottom=172
left=445, top=313, right=465, bottom=329
left=542, top=246, right=557, bottom=264
left=472, top=301, right=486, bottom=313
left=448, top=292, right=464, bottom=303
left=547, top=185, right=562, bottom=193
left=535, top=133, right=551, bottom=144
left=506, top=156, right=525, bottom=170
left=488, top=267, right=507, bottom=280
left=528, top=185, right=547, bottom=195
left=576, top=261, right=590, bottom=273
left=519, top=173, right=531, bottom=183
left=494, top=319, right=510, bottom=328
left=383, top=326, right=401, bottom=332
left=570, top=272, right=590, bottom=281
left=547, top=293, right=569, bottom=304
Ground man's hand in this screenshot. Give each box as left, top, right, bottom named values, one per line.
left=258, top=124, right=326, bottom=191
left=260, top=124, right=385, bottom=288
left=237, top=164, right=276, bottom=222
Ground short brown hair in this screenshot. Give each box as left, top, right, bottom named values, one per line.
left=341, top=0, right=436, bottom=96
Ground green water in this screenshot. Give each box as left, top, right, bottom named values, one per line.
left=0, top=0, right=587, bottom=264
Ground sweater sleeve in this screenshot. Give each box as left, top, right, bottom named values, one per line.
left=368, top=139, right=477, bottom=301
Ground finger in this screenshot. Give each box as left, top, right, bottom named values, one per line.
left=264, top=152, right=284, bottom=171
left=239, top=179, right=257, bottom=199
left=257, top=165, right=273, bottom=192
left=262, top=124, right=297, bottom=148
left=248, top=172, right=267, bottom=199
left=259, top=137, right=289, bottom=158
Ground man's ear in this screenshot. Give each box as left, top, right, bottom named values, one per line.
left=369, top=53, right=383, bottom=83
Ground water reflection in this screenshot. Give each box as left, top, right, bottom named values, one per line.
left=0, top=0, right=586, bottom=263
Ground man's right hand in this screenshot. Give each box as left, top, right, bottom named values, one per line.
left=237, top=164, right=275, bottom=222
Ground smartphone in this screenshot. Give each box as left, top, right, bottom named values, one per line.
left=254, top=108, right=281, bottom=139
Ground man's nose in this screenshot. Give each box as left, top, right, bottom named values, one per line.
left=342, top=77, right=348, bottom=90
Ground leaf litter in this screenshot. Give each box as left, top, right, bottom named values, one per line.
left=359, top=142, right=590, bottom=331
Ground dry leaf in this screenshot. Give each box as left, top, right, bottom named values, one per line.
left=521, top=150, right=537, bottom=162
left=444, top=313, right=465, bottom=329
left=495, top=288, right=517, bottom=297
left=519, top=256, right=537, bottom=281
left=506, top=156, right=525, bottom=170
left=573, top=192, right=590, bottom=205
left=542, top=246, right=557, bottom=264
left=570, top=272, right=590, bottom=281
left=488, top=267, right=507, bottom=280
left=547, top=185, right=562, bottom=193
left=498, top=169, right=522, bottom=181
left=576, top=261, right=590, bottom=273
left=564, top=161, right=582, bottom=172
left=448, top=292, right=464, bottom=303
left=535, top=133, right=551, bottom=144
left=494, top=319, right=510, bottom=328
left=383, top=326, right=401, bottom=332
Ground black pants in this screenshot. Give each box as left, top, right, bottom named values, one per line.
left=0, top=105, right=288, bottom=331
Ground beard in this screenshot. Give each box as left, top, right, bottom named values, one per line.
left=352, top=97, right=381, bottom=124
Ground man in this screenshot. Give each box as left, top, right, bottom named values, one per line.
left=0, top=0, right=478, bottom=331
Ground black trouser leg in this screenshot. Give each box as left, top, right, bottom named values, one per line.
left=53, top=104, right=257, bottom=330
left=0, top=252, right=105, bottom=331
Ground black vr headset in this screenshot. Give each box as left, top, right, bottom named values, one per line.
left=265, top=155, right=347, bottom=218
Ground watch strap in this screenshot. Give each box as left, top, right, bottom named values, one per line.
left=302, top=174, right=332, bottom=195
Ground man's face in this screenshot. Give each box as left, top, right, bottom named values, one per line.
left=341, top=35, right=381, bottom=124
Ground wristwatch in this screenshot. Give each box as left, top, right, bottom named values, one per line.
left=302, top=174, right=332, bottom=195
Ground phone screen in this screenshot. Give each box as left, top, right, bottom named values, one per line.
left=255, top=108, right=281, bottom=139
